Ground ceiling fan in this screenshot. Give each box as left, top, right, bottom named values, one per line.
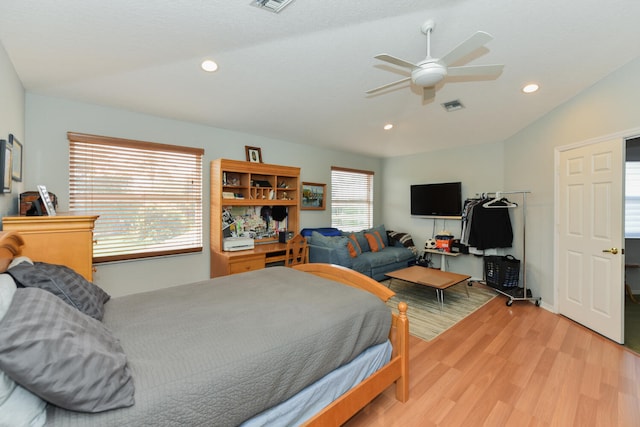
left=366, top=20, right=504, bottom=101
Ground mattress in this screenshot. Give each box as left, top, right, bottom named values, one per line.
left=46, top=267, right=391, bottom=426
left=242, top=340, right=392, bottom=426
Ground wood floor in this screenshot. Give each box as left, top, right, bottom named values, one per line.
left=344, top=295, right=640, bottom=427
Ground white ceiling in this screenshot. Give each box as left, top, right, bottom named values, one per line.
left=1, top=0, right=640, bottom=158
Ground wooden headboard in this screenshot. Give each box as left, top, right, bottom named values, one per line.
left=0, top=231, right=25, bottom=272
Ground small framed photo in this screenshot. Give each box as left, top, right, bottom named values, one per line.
left=0, top=139, right=12, bottom=193
left=37, top=185, right=57, bottom=216
left=9, top=134, right=22, bottom=182
left=301, top=182, right=326, bottom=210
left=245, top=146, right=263, bottom=163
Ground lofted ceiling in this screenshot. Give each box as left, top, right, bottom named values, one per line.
left=1, top=0, right=640, bottom=158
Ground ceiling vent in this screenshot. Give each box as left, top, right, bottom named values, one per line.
left=441, top=100, right=465, bottom=112
left=251, top=0, right=295, bottom=13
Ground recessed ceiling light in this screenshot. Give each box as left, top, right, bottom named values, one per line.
left=201, top=60, right=219, bottom=72
left=522, top=83, right=539, bottom=93
left=383, top=123, right=393, bottom=130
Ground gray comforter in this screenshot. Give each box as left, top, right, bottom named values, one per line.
left=47, top=267, right=391, bottom=427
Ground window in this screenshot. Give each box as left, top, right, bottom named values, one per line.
left=626, top=161, right=640, bottom=238
left=331, top=166, right=373, bottom=232
left=68, top=132, right=204, bottom=262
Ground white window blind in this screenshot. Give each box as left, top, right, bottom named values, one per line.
left=331, top=166, right=374, bottom=232
left=68, top=132, right=204, bottom=262
left=626, top=161, right=640, bottom=238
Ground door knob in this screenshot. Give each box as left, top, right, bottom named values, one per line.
left=602, top=248, right=619, bottom=254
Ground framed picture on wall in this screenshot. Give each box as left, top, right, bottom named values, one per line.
left=0, top=139, right=12, bottom=193
left=9, top=134, right=22, bottom=182
left=301, top=182, right=326, bottom=210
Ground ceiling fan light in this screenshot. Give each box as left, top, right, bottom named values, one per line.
left=412, top=64, right=446, bottom=87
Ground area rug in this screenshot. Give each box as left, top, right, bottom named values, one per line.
left=382, top=278, right=496, bottom=342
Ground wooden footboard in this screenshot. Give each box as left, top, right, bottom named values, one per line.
left=293, top=263, right=409, bottom=426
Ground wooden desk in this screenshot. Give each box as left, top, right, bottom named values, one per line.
left=210, top=242, right=288, bottom=277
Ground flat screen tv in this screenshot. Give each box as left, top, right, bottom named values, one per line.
left=410, top=182, right=462, bottom=218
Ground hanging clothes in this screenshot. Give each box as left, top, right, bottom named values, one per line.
left=461, top=196, right=513, bottom=251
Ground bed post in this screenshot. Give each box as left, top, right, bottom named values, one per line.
left=293, top=263, right=410, bottom=425
left=0, top=231, right=25, bottom=272
left=395, top=301, right=409, bottom=402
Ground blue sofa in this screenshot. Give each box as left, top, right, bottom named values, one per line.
left=305, top=226, right=417, bottom=281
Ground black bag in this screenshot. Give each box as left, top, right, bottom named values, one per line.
left=484, top=255, right=520, bottom=289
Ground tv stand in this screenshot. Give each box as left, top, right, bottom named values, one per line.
left=423, top=249, right=460, bottom=271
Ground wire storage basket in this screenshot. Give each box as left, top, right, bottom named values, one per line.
left=484, top=255, right=520, bottom=289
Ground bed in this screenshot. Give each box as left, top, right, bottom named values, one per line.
left=0, top=231, right=408, bottom=426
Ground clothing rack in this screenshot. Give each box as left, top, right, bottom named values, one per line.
left=471, top=190, right=541, bottom=307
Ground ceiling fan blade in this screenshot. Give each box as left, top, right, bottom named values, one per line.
left=447, top=64, right=504, bottom=77
left=374, top=54, right=418, bottom=70
left=439, top=31, right=493, bottom=66
left=422, top=87, right=435, bottom=102
left=366, top=77, right=411, bottom=94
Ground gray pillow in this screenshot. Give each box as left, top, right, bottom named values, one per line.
left=310, top=231, right=352, bottom=267
left=7, top=262, right=110, bottom=321
left=0, top=287, right=134, bottom=413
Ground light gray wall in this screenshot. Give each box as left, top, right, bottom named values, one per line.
left=382, top=138, right=505, bottom=279
left=383, top=57, right=640, bottom=309
left=0, top=41, right=26, bottom=215
left=10, top=45, right=640, bottom=304
left=24, top=94, right=382, bottom=296
left=503, top=57, right=640, bottom=307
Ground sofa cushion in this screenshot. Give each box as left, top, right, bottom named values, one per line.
left=345, top=234, right=362, bottom=257
left=387, top=230, right=415, bottom=249
left=310, top=231, right=352, bottom=266
left=356, top=251, right=398, bottom=268
left=384, top=246, right=417, bottom=262
left=343, top=231, right=370, bottom=253
left=364, top=231, right=386, bottom=252
left=366, top=225, right=389, bottom=246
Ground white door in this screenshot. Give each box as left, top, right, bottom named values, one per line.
left=557, top=138, right=625, bottom=343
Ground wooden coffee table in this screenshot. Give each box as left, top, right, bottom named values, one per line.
left=385, top=265, right=471, bottom=312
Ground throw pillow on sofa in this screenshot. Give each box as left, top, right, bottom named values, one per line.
left=309, top=231, right=352, bottom=266
left=345, top=234, right=362, bottom=257
left=366, top=225, right=389, bottom=247
left=364, top=231, right=386, bottom=252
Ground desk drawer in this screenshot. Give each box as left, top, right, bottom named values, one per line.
left=229, top=255, right=264, bottom=274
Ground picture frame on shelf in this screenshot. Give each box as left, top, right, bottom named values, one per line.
left=9, top=134, right=22, bottom=182
left=301, top=182, right=326, bottom=210
left=0, top=139, right=12, bottom=193
left=245, top=146, right=263, bottom=163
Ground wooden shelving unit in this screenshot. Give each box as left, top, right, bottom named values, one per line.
left=210, top=158, right=300, bottom=277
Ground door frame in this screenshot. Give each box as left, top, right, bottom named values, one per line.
left=554, top=127, right=640, bottom=337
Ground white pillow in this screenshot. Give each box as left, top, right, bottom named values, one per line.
left=8, top=256, right=34, bottom=270
left=0, top=274, right=17, bottom=321
left=0, top=274, right=46, bottom=427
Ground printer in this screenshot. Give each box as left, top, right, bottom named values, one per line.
left=223, top=237, right=255, bottom=251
